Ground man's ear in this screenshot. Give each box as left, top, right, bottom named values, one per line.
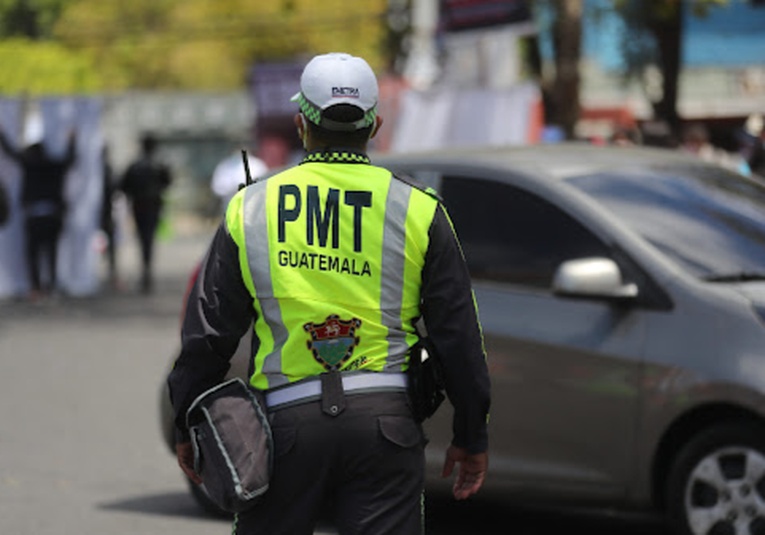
left=369, top=115, right=383, bottom=140
left=294, top=113, right=308, bottom=148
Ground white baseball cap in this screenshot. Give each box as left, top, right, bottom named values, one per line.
left=291, top=52, right=378, bottom=131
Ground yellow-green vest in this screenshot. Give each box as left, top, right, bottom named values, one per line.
left=226, top=161, right=439, bottom=390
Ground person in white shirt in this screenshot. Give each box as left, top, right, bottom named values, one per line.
left=211, top=148, right=268, bottom=215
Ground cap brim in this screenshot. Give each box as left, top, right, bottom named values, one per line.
left=290, top=92, right=301, bottom=103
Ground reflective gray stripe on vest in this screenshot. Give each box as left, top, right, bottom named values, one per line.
left=243, top=185, right=289, bottom=388
left=380, top=178, right=411, bottom=372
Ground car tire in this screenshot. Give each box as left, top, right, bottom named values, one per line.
left=666, top=422, right=765, bottom=535
left=188, top=476, right=232, bottom=518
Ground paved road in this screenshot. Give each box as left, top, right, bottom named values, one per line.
left=0, top=230, right=670, bottom=535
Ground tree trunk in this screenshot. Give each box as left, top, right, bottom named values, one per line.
left=550, top=0, right=583, bottom=140
left=648, top=4, right=683, bottom=137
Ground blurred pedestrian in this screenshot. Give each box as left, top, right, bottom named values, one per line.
left=168, top=52, right=490, bottom=534
left=118, top=132, right=172, bottom=294
left=0, top=125, right=77, bottom=301
left=680, top=122, right=748, bottom=173
left=100, top=144, right=121, bottom=290
left=741, top=113, right=765, bottom=179
left=610, top=124, right=641, bottom=146
left=210, top=144, right=268, bottom=216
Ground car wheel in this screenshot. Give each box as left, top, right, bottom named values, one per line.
left=188, top=477, right=231, bottom=518
left=666, top=422, right=765, bottom=535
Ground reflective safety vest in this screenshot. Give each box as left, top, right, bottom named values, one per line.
left=226, top=156, right=440, bottom=390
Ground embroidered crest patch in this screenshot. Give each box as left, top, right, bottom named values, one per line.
left=304, top=315, right=362, bottom=370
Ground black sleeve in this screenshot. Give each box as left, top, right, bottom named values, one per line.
left=167, top=220, right=255, bottom=441
left=421, top=204, right=490, bottom=454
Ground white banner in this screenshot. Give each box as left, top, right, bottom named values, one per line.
left=389, top=83, right=541, bottom=153
left=0, top=99, right=27, bottom=298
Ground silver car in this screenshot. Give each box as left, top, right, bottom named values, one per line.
left=161, top=143, right=765, bottom=535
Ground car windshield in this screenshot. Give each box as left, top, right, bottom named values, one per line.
left=567, top=165, right=765, bottom=280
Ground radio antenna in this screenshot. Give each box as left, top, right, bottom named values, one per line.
left=241, top=149, right=253, bottom=186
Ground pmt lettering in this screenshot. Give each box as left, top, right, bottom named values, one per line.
left=278, top=185, right=372, bottom=253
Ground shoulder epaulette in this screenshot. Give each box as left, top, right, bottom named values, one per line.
left=391, top=172, right=443, bottom=203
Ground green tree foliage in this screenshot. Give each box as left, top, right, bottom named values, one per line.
left=0, top=38, right=103, bottom=94
left=0, top=0, right=102, bottom=95
left=0, top=0, right=388, bottom=95
left=0, top=0, right=69, bottom=39
left=55, top=0, right=388, bottom=91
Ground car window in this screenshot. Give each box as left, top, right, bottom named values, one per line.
left=568, top=167, right=765, bottom=280
left=439, top=175, right=612, bottom=287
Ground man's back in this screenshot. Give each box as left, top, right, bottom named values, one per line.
left=121, top=156, right=171, bottom=206
left=11, top=140, right=76, bottom=211
left=233, top=155, right=437, bottom=389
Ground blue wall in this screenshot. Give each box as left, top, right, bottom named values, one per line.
left=685, top=2, right=765, bottom=66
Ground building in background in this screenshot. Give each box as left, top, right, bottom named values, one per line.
left=568, top=0, right=765, bottom=145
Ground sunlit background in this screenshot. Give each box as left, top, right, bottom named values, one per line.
left=0, top=0, right=763, bottom=299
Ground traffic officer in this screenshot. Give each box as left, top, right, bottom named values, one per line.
left=168, top=52, right=490, bottom=535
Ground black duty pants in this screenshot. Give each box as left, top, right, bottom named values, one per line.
left=233, top=391, right=426, bottom=535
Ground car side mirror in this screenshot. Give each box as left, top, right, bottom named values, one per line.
left=552, top=257, right=638, bottom=300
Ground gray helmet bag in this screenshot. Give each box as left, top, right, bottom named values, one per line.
left=186, top=377, right=273, bottom=513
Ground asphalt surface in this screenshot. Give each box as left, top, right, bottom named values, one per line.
left=0, top=227, right=671, bottom=535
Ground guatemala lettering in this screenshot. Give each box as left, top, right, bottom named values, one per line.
left=277, top=250, right=371, bottom=277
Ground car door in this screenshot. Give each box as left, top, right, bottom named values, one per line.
left=423, top=171, right=647, bottom=503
